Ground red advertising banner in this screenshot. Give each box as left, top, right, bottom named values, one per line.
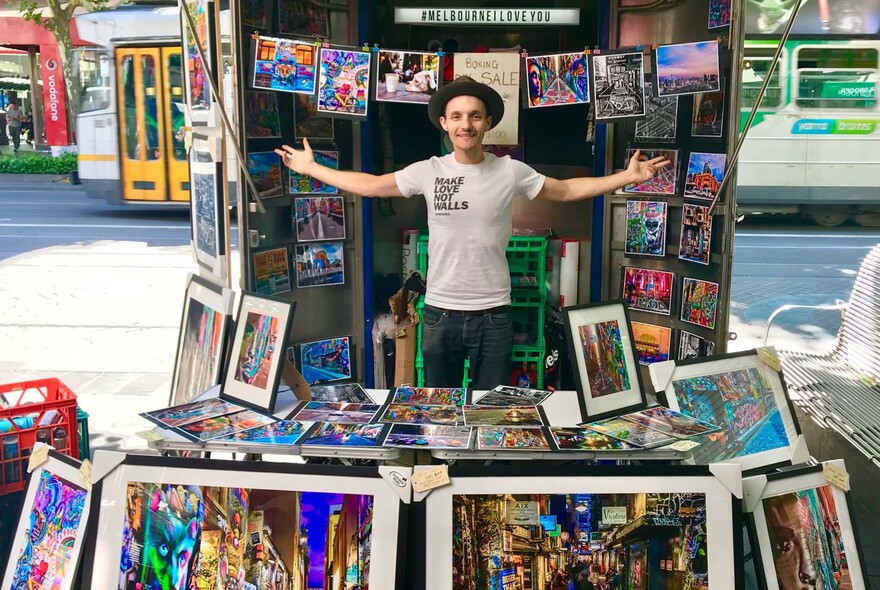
left=40, top=45, right=69, bottom=146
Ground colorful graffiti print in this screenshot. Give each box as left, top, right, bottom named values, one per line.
left=317, top=49, right=370, bottom=117
left=578, top=320, right=631, bottom=398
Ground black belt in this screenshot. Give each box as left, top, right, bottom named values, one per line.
left=427, top=304, right=510, bottom=316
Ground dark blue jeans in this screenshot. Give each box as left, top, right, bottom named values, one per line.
left=421, top=303, right=513, bottom=390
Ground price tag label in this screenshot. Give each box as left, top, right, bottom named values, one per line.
left=823, top=463, right=850, bottom=491
left=411, top=465, right=450, bottom=493
left=27, top=443, right=49, bottom=473
left=138, top=430, right=168, bottom=443
left=79, top=459, right=93, bottom=492
left=667, top=440, right=701, bottom=452
left=756, top=347, right=782, bottom=372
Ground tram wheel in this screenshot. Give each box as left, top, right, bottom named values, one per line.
left=803, top=205, right=851, bottom=227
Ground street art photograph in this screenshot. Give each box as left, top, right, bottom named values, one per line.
left=525, top=51, right=590, bottom=107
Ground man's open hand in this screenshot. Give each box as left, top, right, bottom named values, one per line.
left=275, top=137, right=315, bottom=175
left=627, top=149, right=671, bottom=185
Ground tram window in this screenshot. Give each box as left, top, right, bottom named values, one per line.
left=141, top=55, right=161, bottom=161
left=795, top=47, right=878, bottom=109
left=120, top=54, right=139, bottom=160
left=167, top=53, right=186, bottom=161
left=77, top=49, right=111, bottom=113
left=742, top=49, right=783, bottom=109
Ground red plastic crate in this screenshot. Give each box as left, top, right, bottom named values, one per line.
left=0, top=378, right=80, bottom=495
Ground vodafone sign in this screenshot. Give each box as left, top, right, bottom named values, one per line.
left=40, top=47, right=69, bottom=145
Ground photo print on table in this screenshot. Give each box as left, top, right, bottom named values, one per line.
left=548, top=428, right=635, bottom=450
left=581, top=416, right=677, bottom=449
left=317, top=47, right=371, bottom=118
left=475, top=385, right=552, bottom=407
left=141, top=397, right=243, bottom=430
left=298, top=422, right=388, bottom=447
left=294, top=93, right=334, bottom=140
left=476, top=426, right=551, bottom=450
left=291, top=401, right=380, bottom=424
left=379, top=404, right=462, bottom=426
left=391, top=386, right=468, bottom=406
left=181, top=0, right=211, bottom=121
left=252, top=246, right=291, bottom=295
left=684, top=152, right=727, bottom=202
left=563, top=301, right=646, bottom=421
left=174, top=408, right=278, bottom=442
left=300, top=336, right=351, bottom=384
left=277, top=0, right=329, bottom=37
left=245, top=91, right=281, bottom=138
left=681, top=277, right=720, bottom=330
left=631, top=322, right=672, bottom=365
left=709, top=0, right=732, bottom=29
left=679, top=203, right=713, bottom=265
left=309, top=382, right=371, bottom=403
left=635, top=80, right=678, bottom=143
left=294, top=196, right=346, bottom=242
left=383, top=424, right=473, bottom=449
left=623, top=149, right=679, bottom=196
left=462, top=405, right=544, bottom=427
left=591, top=50, right=646, bottom=121
left=525, top=51, right=590, bottom=108
left=375, top=49, right=440, bottom=104
left=246, top=151, right=283, bottom=197
left=169, top=275, right=233, bottom=407
left=252, top=35, right=318, bottom=94
left=289, top=151, right=339, bottom=195
left=656, top=40, right=721, bottom=97
left=625, top=200, right=667, bottom=257
left=295, top=242, right=344, bottom=287
left=211, top=419, right=311, bottom=445
left=678, top=330, right=716, bottom=360
left=622, top=267, right=674, bottom=315
left=621, top=406, right=721, bottom=438
left=692, top=88, right=725, bottom=138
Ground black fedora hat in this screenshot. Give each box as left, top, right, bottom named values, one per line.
left=427, top=75, right=504, bottom=130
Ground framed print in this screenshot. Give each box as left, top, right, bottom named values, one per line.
left=525, top=51, right=590, bottom=108
left=181, top=0, right=212, bottom=123
left=294, top=93, right=334, bottom=140
left=656, top=40, right=721, bottom=97
left=295, top=242, right=345, bottom=287
left=220, top=291, right=296, bottom=413
left=678, top=330, right=716, bottom=359
left=692, top=89, right=725, bottom=138
left=635, top=79, right=678, bottom=143
left=681, top=277, right=720, bottom=329
left=277, top=0, right=329, bottom=36
left=375, top=49, right=441, bottom=104
left=169, top=274, right=234, bottom=407
left=684, top=152, right=727, bottom=202
left=289, top=151, right=339, bottom=194
left=625, top=200, right=667, bottom=257
left=590, top=50, right=646, bottom=121
left=81, top=453, right=403, bottom=590
left=623, top=149, right=679, bottom=196
left=246, top=151, right=284, bottom=198
left=679, top=203, right=713, bottom=265
left=622, top=266, right=674, bottom=316
left=252, top=246, right=291, bottom=295
left=1, top=449, right=91, bottom=590
left=744, top=461, right=868, bottom=590
left=244, top=91, right=281, bottom=138
left=317, top=47, right=371, bottom=119
left=383, top=424, right=473, bottom=449
left=300, top=336, right=351, bottom=384
left=563, top=301, right=647, bottom=422
left=189, top=135, right=226, bottom=279
left=631, top=321, right=673, bottom=365
left=649, top=349, right=807, bottom=473
left=252, top=35, right=318, bottom=94
left=424, top=464, right=741, bottom=590
left=709, top=0, right=732, bottom=29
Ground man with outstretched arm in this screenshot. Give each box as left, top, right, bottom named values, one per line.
left=277, top=75, right=669, bottom=390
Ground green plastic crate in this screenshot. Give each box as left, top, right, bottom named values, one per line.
left=76, top=407, right=90, bottom=461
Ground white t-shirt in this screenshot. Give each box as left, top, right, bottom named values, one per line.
left=395, top=153, right=545, bottom=310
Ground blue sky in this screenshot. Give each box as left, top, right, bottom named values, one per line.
left=687, top=152, right=726, bottom=180
left=656, top=41, right=719, bottom=78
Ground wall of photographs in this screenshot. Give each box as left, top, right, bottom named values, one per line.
left=603, top=0, right=740, bottom=394
left=232, top=0, right=365, bottom=386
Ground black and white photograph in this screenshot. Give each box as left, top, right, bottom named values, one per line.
left=677, top=330, right=716, bottom=360
left=475, top=385, right=553, bottom=407
left=309, top=383, right=372, bottom=403
left=591, top=50, right=646, bottom=121
left=188, top=137, right=225, bottom=279
left=635, top=78, right=678, bottom=143
left=294, top=196, right=346, bottom=242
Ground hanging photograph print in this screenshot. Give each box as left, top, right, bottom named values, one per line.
left=277, top=0, right=330, bottom=37
left=678, top=330, right=715, bottom=360
left=590, top=50, right=646, bottom=121
left=317, top=47, right=371, bottom=118
left=295, top=196, right=346, bottom=242
left=245, top=91, right=281, bottom=138
left=252, top=36, right=318, bottom=94
left=252, top=246, right=291, bottom=295
left=375, top=50, right=440, bottom=104
left=656, top=40, right=721, bottom=97
left=709, top=0, right=732, bottom=29
left=623, top=149, right=679, bottom=196
left=625, top=200, right=667, bottom=257
left=295, top=242, right=344, bottom=287
left=294, top=93, right=334, bottom=140
left=692, top=88, right=725, bottom=138
left=181, top=0, right=211, bottom=122
left=681, top=277, right=720, bottom=330
left=684, top=152, right=727, bottom=201
left=679, top=203, right=713, bottom=265
left=525, top=51, right=590, bottom=108
left=189, top=138, right=225, bottom=279
left=300, top=336, right=352, bottom=384
left=631, top=322, right=672, bottom=365
left=289, top=150, right=339, bottom=194
left=635, top=80, right=678, bottom=143
left=247, top=151, right=283, bottom=197
left=622, top=267, right=674, bottom=316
